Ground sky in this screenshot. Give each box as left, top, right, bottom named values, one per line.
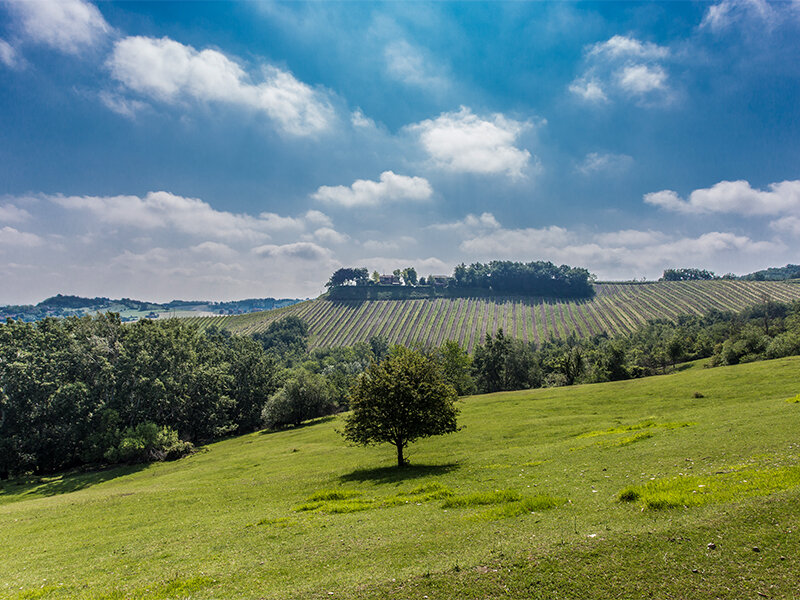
left=1, top=0, right=799, bottom=304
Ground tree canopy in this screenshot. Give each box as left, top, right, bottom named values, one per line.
left=451, top=261, right=594, bottom=297
left=325, top=267, right=369, bottom=288
left=342, top=346, right=459, bottom=466
left=660, top=268, right=716, bottom=281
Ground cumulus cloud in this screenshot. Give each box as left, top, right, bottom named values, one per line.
left=430, top=212, right=501, bottom=232
left=0, top=226, right=43, bottom=247
left=570, top=35, right=672, bottom=105
left=644, top=179, right=800, bottom=216
left=48, top=190, right=310, bottom=242
left=589, top=35, right=670, bottom=60
left=384, top=39, right=448, bottom=91
left=576, top=152, right=634, bottom=175
left=312, top=171, right=433, bottom=208
left=771, top=216, right=800, bottom=236
left=617, top=64, right=667, bottom=93
left=8, top=0, right=111, bottom=54
left=252, top=241, right=332, bottom=261
left=309, top=227, right=349, bottom=245
left=107, top=36, right=334, bottom=135
left=568, top=78, right=608, bottom=103
left=351, top=108, right=375, bottom=129
left=0, top=39, right=20, bottom=68
left=409, top=106, right=533, bottom=178
left=0, top=203, right=32, bottom=224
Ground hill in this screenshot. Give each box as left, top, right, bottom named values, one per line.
left=186, top=280, right=800, bottom=351
left=1, top=357, right=799, bottom=599
left=0, top=295, right=303, bottom=323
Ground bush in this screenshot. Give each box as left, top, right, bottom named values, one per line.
left=103, top=422, right=193, bottom=464
left=261, top=371, right=335, bottom=429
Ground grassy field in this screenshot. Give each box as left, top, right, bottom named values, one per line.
left=183, top=280, right=800, bottom=351
left=2, top=357, right=800, bottom=599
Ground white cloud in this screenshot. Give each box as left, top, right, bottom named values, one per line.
left=617, top=64, right=667, bottom=93
left=48, top=190, right=310, bottom=242
left=570, top=35, right=672, bottom=105
left=356, top=256, right=450, bottom=277
left=430, top=212, right=501, bottom=232
left=384, top=39, right=447, bottom=91
left=312, top=171, right=433, bottom=208
left=303, top=210, right=333, bottom=228
left=0, top=39, right=20, bottom=68
left=0, top=203, right=32, bottom=224
left=589, top=35, right=670, bottom=60
left=700, top=0, right=779, bottom=32
left=0, top=226, right=43, bottom=247
left=409, top=106, right=533, bottom=178
left=311, top=227, right=349, bottom=245
left=98, top=91, right=147, bottom=118
left=252, top=241, right=332, bottom=261
left=576, top=152, right=634, bottom=175
left=8, top=0, right=111, bottom=55
left=568, top=78, right=608, bottom=103
left=771, top=216, right=800, bottom=235
left=351, top=108, right=375, bottom=129
left=644, top=180, right=800, bottom=216
left=190, top=241, right=237, bottom=258
left=107, top=36, right=334, bottom=136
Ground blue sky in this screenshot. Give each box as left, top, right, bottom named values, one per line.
left=1, top=0, right=799, bottom=303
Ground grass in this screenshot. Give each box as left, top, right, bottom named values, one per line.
left=1, top=356, right=800, bottom=599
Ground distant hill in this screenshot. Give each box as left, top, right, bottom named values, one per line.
left=739, top=263, right=800, bottom=281
left=186, top=280, right=800, bottom=352
left=0, top=295, right=304, bottom=323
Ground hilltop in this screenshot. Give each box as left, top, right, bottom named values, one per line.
left=186, top=280, right=800, bottom=351
left=2, top=356, right=799, bottom=599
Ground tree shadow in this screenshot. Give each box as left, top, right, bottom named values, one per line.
left=0, top=463, right=147, bottom=504
left=339, top=462, right=460, bottom=484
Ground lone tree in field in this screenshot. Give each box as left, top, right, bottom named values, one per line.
left=342, top=346, right=459, bottom=467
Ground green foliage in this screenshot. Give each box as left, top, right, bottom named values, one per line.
left=252, top=315, right=309, bottom=360
left=342, top=346, right=459, bottom=466
left=103, top=422, right=193, bottom=464
left=660, top=268, right=716, bottom=281
left=433, top=340, right=475, bottom=395
left=261, top=370, right=334, bottom=429
left=0, top=314, right=278, bottom=477
left=451, top=260, right=594, bottom=298
left=325, top=267, right=369, bottom=288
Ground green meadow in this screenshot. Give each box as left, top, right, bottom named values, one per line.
left=2, top=357, right=799, bottom=599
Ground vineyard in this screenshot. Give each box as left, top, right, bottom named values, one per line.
left=184, top=280, right=800, bottom=352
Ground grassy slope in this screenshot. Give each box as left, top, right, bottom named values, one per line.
left=184, top=281, right=800, bottom=351
left=2, top=357, right=800, bottom=599
left=0, top=358, right=800, bottom=599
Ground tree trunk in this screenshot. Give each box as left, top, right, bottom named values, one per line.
left=396, top=441, right=405, bottom=467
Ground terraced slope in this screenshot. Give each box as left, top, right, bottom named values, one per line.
left=185, top=280, right=800, bottom=351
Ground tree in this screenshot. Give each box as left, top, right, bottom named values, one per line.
left=402, top=267, right=418, bottom=286
left=325, top=267, right=369, bottom=288
left=342, top=346, right=459, bottom=467
left=261, top=370, right=334, bottom=429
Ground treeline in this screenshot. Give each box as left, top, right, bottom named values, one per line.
left=0, top=314, right=387, bottom=479
left=451, top=261, right=594, bottom=297
left=462, top=299, right=800, bottom=393
left=660, top=264, right=800, bottom=282
left=326, top=260, right=595, bottom=298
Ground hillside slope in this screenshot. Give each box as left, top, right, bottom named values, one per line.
left=2, top=357, right=799, bottom=599
left=186, top=280, right=800, bottom=351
